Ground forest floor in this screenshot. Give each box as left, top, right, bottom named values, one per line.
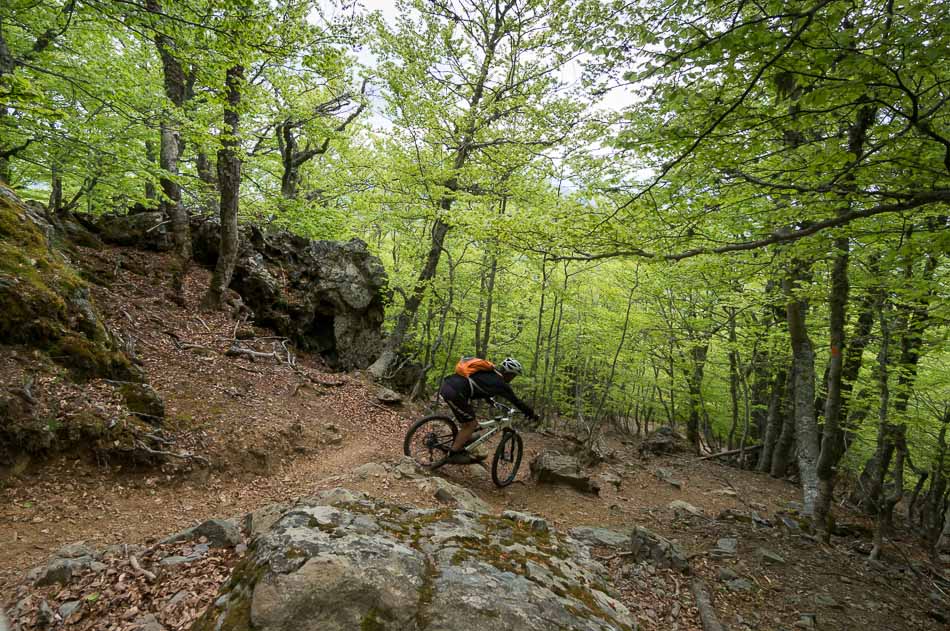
left=1, top=244, right=948, bottom=631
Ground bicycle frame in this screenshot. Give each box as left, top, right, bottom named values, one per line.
left=462, top=399, right=517, bottom=452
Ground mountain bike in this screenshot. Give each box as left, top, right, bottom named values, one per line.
left=403, top=399, right=524, bottom=487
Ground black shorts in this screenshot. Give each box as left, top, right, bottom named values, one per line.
left=439, top=380, right=476, bottom=423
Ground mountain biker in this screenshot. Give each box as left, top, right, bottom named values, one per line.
left=439, top=357, right=538, bottom=464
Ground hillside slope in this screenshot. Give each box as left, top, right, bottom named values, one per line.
left=1, top=236, right=947, bottom=631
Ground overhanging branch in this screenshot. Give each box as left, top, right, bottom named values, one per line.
left=553, top=190, right=950, bottom=263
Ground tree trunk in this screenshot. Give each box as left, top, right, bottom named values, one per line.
left=145, top=140, right=157, bottom=202
left=369, top=217, right=451, bottom=379
left=147, top=0, right=192, bottom=303
left=814, top=235, right=850, bottom=539
left=49, top=162, right=63, bottom=215
left=785, top=268, right=820, bottom=516
left=686, top=341, right=709, bottom=454
left=851, top=241, right=938, bottom=512
left=770, top=366, right=795, bottom=478
left=919, top=413, right=950, bottom=557
left=727, top=308, right=740, bottom=450
left=202, top=65, right=243, bottom=310
left=196, top=150, right=218, bottom=213
left=757, top=367, right=786, bottom=472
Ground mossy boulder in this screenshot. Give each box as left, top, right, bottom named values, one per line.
left=192, top=489, right=635, bottom=631
left=0, top=185, right=136, bottom=381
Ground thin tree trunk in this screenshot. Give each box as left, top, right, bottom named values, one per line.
left=758, top=367, right=787, bottom=472
left=481, top=254, right=497, bottom=357
left=369, top=217, right=451, bottom=379
left=770, top=362, right=796, bottom=478
left=530, top=256, right=548, bottom=404
left=592, top=288, right=635, bottom=427
left=145, top=140, right=157, bottom=202
left=147, top=0, right=192, bottom=303
left=814, top=234, right=850, bottom=539
left=196, top=150, right=218, bottom=213
left=202, top=64, right=243, bottom=309
left=49, top=162, right=63, bottom=215
left=686, top=341, right=709, bottom=455
left=727, top=308, right=740, bottom=450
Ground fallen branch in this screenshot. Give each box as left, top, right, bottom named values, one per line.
left=133, top=440, right=211, bottom=466
left=129, top=555, right=156, bottom=581
left=696, top=444, right=762, bottom=461
left=593, top=551, right=635, bottom=562
left=225, top=345, right=280, bottom=362
left=196, top=316, right=212, bottom=334
left=690, top=578, right=727, bottom=631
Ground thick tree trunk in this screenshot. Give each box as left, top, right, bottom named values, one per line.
left=203, top=65, right=243, bottom=310
left=785, top=269, right=820, bottom=515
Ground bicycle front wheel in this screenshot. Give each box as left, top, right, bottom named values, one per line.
left=491, top=429, right=523, bottom=487
left=404, top=415, right=458, bottom=468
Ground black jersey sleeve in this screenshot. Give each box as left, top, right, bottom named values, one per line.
left=470, top=371, right=536, bottom=418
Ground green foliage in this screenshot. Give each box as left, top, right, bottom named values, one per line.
left=4, top=0, right=949, bottom=485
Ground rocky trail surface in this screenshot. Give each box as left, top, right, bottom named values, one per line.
left=2, top=245, right=948, bottom=631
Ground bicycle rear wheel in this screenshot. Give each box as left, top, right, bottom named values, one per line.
left=491, top=429, right=523, bottom=487
left=404, top=415, right=458, bottom=468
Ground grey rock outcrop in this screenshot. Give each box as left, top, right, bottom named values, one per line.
left=419, top=476, right=490, bottom=513
left=191, top=488, right=635, bottom=631
left=569, top=527, right=633, bottom=549
left=639, top=427, right=685, bottom=456
left=81, top=211, right=388, bottom=370
left=190, top=221, right=386, bottom=370
left=530, top=451, right=601, bottom=495
left=83, top=211, right=171, bottom=250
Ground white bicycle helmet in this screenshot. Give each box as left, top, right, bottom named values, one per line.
left=498, top=357, right=523, bottom=376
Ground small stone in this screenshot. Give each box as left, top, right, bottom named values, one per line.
left=654, top=467, right=683, bottom=489
left=815, top=593, right=838, bottom=607
left=669, top=500, right=703, bottom=518
left=37, top=600, right=54, bottom=626
left=353, top=462, right=388, bottom=480
left=711, top=537, right=738, bottom=559
left=502, top=511, right=549, bottom=533
left=376, top=387, right=403, bottom=404
left=59, top=600, right=81, bottom=620
left=132, top=613, right=165, bottom=631
left=159, top=555, right=194, bottom=566
left=569, top=526, right=631, bottom=549
left=757, top=547, right=786, bottom=565
left=726, top=578, right=753, bottom=592
left=55, top=542, right=96, bottom=559
left=793, top=613, right=817, bottom=628
left=167, top=590, right=189, bottom=609
left=718, top=566, right=740, bottom=581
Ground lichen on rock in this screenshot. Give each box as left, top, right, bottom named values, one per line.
left=192, top=488, right=635, bottom=631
